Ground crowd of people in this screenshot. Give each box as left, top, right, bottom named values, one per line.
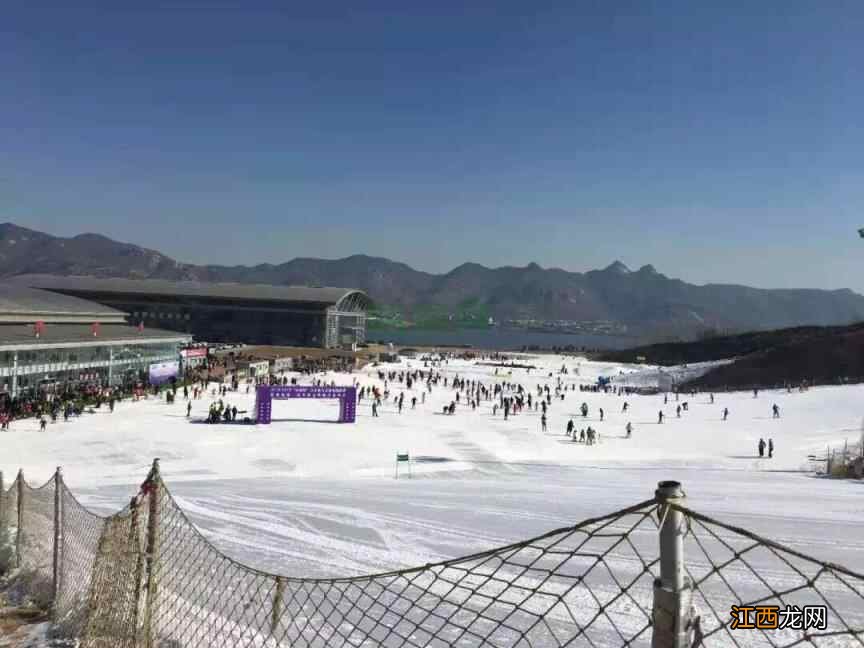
left=2, top=348, right=791, bottom=466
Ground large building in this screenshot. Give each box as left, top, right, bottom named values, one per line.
left=14, top=275, right=373, bottom=349
left=0, top=284, right=191, bottom=398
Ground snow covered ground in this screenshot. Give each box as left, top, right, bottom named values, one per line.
left=2, top=355, right=861, bottom=564
left=1, top=353, right=863, bottom=645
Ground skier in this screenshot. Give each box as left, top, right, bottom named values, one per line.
left=186, top=402, right=192, bottom=417
left=758, top=438, right=766, bottom=458
left=40, top=417, right=47, bottom=432
left=658, top=410, right=664, bottom=424
left=579, top=428, right=586, bottom=443
left=723, top=407, right=729, bottom=421
left=768, top=438, right=774, bottom=458
left=622, top=402, right=629, bottom=413
left=372, top=402, right=379, bottom=417
left=664, top=395, right=668, bottom=405
left=772, top=404, right=780, bottom=419
left=676, top=405, right=681, bottom=418
left=599, top=407, right=604, bottom=421
left=710, top=393, right=714, bottom=404
left=566, top=419, right=574, bottom=437
left=541, top=414, right=547, bottom=432
left=625, top=422, right=632, bottom=438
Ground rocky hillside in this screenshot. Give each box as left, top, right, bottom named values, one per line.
left=2, top=223, right=864, bottom=337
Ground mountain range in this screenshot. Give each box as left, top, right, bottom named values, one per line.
left=2, top=222, right=863, bottom=339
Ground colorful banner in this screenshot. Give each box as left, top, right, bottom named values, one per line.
left=255, top=384, right=356, bottom=424
left=180, top=347, right=208, bottom=359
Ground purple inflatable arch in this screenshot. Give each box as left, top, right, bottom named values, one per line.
left=255, top=385, right=357, bottom=424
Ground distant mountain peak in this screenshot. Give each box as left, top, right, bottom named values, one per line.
left=449, top=262, right=489, bottom=273
left=603, top=260, right=631, bottom=274
left=2, top=222, right=863, bottom=338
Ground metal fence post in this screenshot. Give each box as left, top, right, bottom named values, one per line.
left=652, top=481, right=695, bottom=648
left=53, top=467, right=63, bottom=610
left=16, top=469, right=24, bottom=569
left=143, top=459, right=161, bottom=648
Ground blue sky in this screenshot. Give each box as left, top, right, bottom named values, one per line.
left=2, top=1, right=863, bottom=290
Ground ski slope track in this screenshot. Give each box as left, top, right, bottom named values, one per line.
left=1, top=354, right=862, bottom=647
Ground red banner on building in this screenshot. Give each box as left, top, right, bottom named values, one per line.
left=180, top=347, right=208, bottom=359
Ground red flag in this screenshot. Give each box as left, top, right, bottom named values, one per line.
left=91, top=322, right=101, bottom=337
left=34, top=320, right=45, bottom=338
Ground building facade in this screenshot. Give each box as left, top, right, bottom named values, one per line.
left=0, top=285, right=191, bottom=398
left=15, top=276, right=372, bottom=349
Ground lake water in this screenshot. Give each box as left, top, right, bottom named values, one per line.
left=367, top=328, right=644, bottom=351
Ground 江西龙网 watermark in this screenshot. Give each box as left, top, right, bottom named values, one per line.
left=730, top=605, right=827, bottom=631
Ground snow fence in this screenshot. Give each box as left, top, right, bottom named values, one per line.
left=1, top=463, right=863, bottom=648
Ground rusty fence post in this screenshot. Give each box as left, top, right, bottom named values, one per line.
left=271, top=576, right=285, bottom=636
left=143, top=459, right=161, bottom=648
left=129, top=495, right=145, bottom=644
left=16, top=469, right=24, bottom=569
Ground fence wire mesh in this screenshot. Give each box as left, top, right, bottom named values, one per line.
left=1, top=467, right=863, bottom=648
left=55, top=486, right=112, bottom=638
left=672, top=503, right=864, bottom=648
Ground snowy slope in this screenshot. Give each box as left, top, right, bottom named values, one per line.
left=1, top=354, right=862, bottom=576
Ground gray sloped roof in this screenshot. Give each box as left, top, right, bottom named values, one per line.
left=0, top=284, right=124, bottom=317
left=0, top=323, right=189, bottom=347
left=12, top=275, right=372, bottom=308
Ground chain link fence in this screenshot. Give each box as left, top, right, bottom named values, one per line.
left=1, top=465, right=862, bottom=647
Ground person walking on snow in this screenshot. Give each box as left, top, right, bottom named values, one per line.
left=758, top=438, right=766, bottom=458
left=772, top=404, right=780, bottom=419
left=599, top=407, right=604, bottom=421
left=541, top=413, right=547, bottom=432
left=723, top=407, right=729, bottom=421
left=186, top=402, right=192, bottom=417
left=658, top=410, right=664, bottom=424
left=768, top=438, right=774, bottom=458
left=626, top=422, right=632, bottom=438
left=676, top=405, right=681, bottom=418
